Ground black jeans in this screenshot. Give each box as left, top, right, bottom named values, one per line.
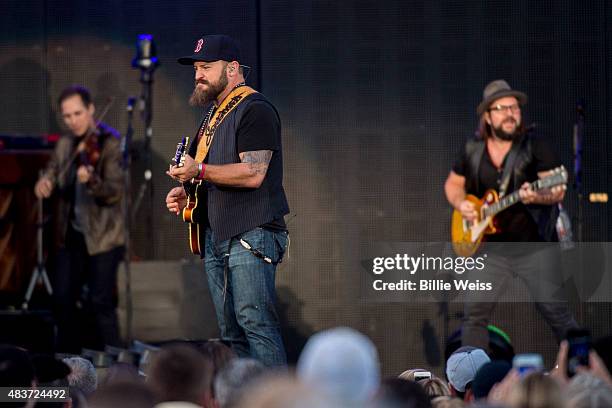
left=53, top=225, right=123, bottom=352
left=462, top=246, right=578, bottom=351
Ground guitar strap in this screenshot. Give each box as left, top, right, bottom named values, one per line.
left=498, top=137, right=522, bottom=197
left=194, top=85, right=258, bottom=163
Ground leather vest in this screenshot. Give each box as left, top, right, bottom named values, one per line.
left=192, top=93, right=289, bottom=243
left=463, top=132, right=559, bottom=242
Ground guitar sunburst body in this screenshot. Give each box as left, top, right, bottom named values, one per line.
left=451, top=190, right=499, bottom=257
left=450, top=166, right=568, bottom=257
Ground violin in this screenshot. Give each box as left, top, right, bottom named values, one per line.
left=77, top=128, right=102, bottom=168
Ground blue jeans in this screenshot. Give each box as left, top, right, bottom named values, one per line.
left=204, top=227, right=288, bottom=366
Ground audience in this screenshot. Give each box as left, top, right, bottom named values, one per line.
left=445, top=347, right=490, bottom=404
left=297, top=327, right=381, bottom=406
left=89, top=381, right=156, bottom=408
left=147, top=343, right=214, bottom=408
left=63, top=356, right=98, bottom=395
left=507, top=372, right=566, bottom=408
left=235, top=375, right=335, bottom=408
left=0, top=345, right=36, bottom=387
left=418, top=377, right=451, bottom=399
left=214, top=357, right=266, bottom=408
left=0, top=345, right=37, bottom=408
left=98, top=361, right=141, bottom=387
left=2, top=327, right=612, bottom=408
left=399, top=368, right=433, bottom=382
left=198, top=340, right=237, bottom=378
left=566, top=373, right=612, bottom=408
left=374, top=378, right=432, bottom=408
left=430, top=396, right=465, bottom=408
left=470, top=360, right=511, bottom=401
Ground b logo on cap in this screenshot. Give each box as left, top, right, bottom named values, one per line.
left=194, top=39, right=204, bottom=53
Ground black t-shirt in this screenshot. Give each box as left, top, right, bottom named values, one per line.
left=235, top=100, right=287, bottom=231
left=452, top=135, right=561, bottom=242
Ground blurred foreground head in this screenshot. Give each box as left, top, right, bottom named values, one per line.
left=147, top=343, right=213, bottom=406
left=297, top=327, right=380, bottom=405
left=507, top=372, right=565, bottom=408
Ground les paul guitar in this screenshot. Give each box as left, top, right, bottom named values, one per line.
left=451, top=166, right=568, bottom=257
left=173, top=136, right=207, bottom=255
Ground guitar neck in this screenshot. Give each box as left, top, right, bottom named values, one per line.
left=484, top=179, right=546, bottom=217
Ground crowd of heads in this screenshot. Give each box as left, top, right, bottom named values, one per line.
left=1, top=328, right=611, bottom=408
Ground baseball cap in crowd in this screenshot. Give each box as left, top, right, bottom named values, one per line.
left=446, top=346, right=490, bottom=393
left=297, top=327, right=381, bottom=404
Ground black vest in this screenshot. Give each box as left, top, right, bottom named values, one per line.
left=191, top=93, right=289, bottom=243
left=463, top=132, right=559, bottom=242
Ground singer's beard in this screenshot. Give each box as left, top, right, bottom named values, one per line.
left=492, top=118, right=520, bottom=141
left=189, top=74, right=228, bottom=107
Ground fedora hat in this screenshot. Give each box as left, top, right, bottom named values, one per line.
left=477, top=79, right=528, bottom=115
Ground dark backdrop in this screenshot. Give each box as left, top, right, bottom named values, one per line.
left=1, top=0, right=611, bottom=375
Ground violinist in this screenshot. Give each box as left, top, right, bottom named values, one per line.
left=34, top=85, right=124, bottom=352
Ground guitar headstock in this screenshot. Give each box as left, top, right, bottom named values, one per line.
left=541, top=165, right=568, bottom=188
left=172, top=136, right=190, bottom=168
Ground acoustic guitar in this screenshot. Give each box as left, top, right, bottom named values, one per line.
left=451, top=166, right=568, bottom=256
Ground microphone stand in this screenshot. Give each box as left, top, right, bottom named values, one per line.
left=22, top=171, right=53, bottom=310
left=573, top=100, right=584, bottom=242
left=121, top=97, right=136, bottom=344
left=131, top=34, right=159, bottom=260
left=131, top=71, right=155, bottom=259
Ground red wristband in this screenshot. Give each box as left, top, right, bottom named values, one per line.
left=197, top=162, right=206, bottom=180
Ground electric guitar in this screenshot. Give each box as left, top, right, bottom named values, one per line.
left=451, top=166, right=568, bottom=256
left=172, top=137, right=206, bottom=255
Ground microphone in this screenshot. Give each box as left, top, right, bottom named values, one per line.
left=127, top=97, right=136, bottom=112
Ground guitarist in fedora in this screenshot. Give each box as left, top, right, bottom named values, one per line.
left=444, top=80, right=578, bottom=351
left=165, top=34, right=290, bottom=367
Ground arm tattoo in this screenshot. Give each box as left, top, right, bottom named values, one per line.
left=240, top=150, right=273, bottom=175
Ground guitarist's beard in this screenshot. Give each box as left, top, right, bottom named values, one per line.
left=492, top=118, right=519, bottom=141
left=189, top=74, right=228, bottom=107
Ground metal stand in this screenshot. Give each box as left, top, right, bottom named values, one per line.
left=121, top=98, right=136, bottom=344
left=130, top=34, right=159, bottom=260
left=573, top=100, right=585, bottom=242
left=22, top=195, right=53, bottom=310
left=130, top=72, right=154, bottom=259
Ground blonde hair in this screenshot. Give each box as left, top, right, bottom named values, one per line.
left=431, top=396, right=465, bottom=408
left=507, top=372, right=566, bottom=408
left=419, top=377, right=451, bottom=398
left=234, top=375, right=335, bottom=408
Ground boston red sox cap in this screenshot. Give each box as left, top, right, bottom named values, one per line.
left=177, top=34, right=241, bottom=65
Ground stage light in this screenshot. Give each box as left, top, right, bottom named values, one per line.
left=589, top=193, right=608, bottom=203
